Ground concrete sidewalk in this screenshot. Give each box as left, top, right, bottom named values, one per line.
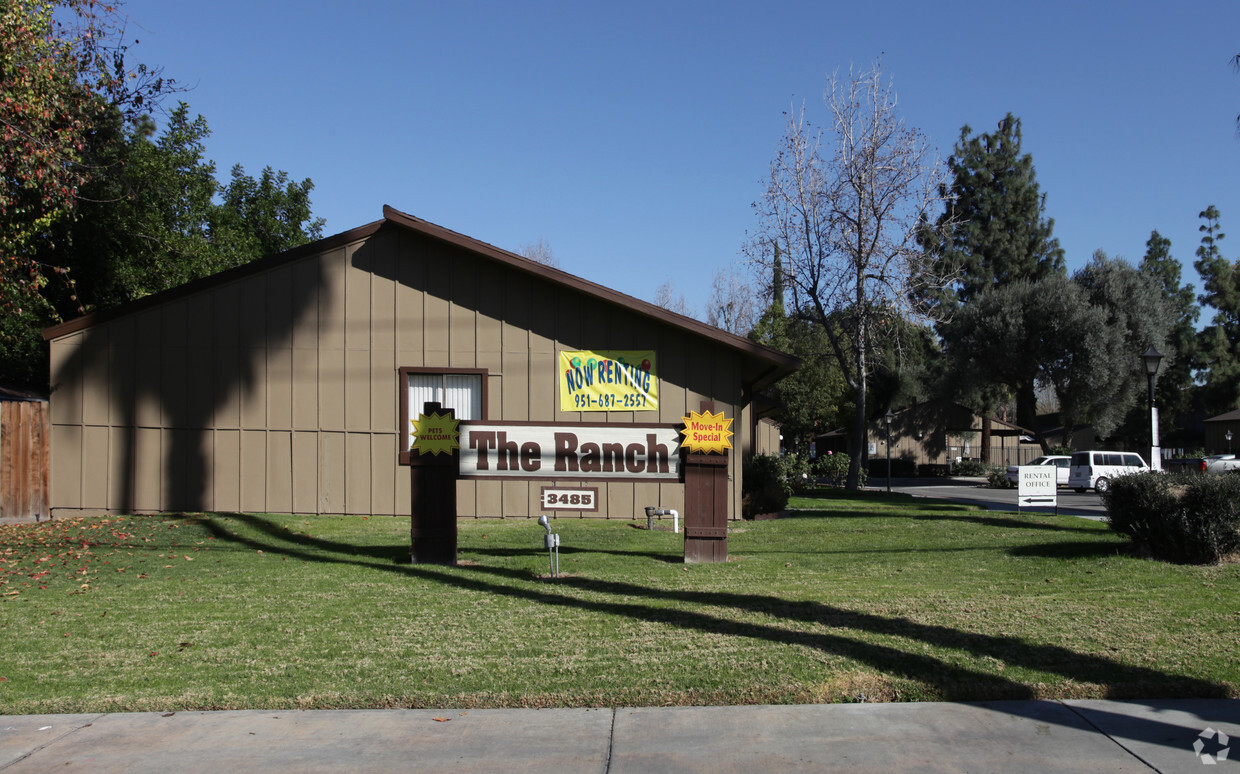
left=2, top=700, right=1236, bottom=773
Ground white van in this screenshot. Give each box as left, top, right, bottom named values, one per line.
left=1068, top=451, right=1149, bottom=493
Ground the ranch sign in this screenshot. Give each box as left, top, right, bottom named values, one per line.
left=457, top=423, right=681, bottom=481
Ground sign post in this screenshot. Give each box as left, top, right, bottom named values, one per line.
left=1017, top=465, right=1058, bottom=515
left=680, top=403, right=734, bottom=564
left=407, top=402, right=461, bottom=564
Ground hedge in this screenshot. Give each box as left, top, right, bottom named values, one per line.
left=1102, top=472, right=1240, bottom=564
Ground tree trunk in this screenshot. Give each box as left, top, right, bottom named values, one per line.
left=1016, top=380, right=1049, bottom=453
left=980, top=416, right=992, bottom=463
left=846, top=314, right=868, bottom=490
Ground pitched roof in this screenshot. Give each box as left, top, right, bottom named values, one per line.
left=1205, top=408, right=1240, bottom=423
left=43, top=205, right=799, bottom=397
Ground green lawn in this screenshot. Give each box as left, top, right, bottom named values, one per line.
left=2, top=490, right=1237, bottom=713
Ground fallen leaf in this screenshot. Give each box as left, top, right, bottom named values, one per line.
left=162, top=712, right=175, bottom=717
left=433, top=717, right=450, bottom=722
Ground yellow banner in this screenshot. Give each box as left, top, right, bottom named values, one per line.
left=559, top=350, right=658, bottom=412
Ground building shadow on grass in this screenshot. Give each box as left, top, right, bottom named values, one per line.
left=202, top=512, right=681, bottom=564
left=192, top=512, right=1232, bottom=751
left=911, top=513, right=1106, bottom=534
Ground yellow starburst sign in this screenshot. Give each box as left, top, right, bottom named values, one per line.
left=680, top=409, right=733, bottom=455
left=410, top=411, right=461, bottom=456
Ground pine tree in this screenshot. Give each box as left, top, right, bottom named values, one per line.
left=749, top=242, right=787, bottom=348
left=930, top=114, right=1066, bottom=442
left=1139, top=230, right=1198, bottom=425
left=1194, top=206, right=1240, bottom=413
left=929, top=114, right=1064, bottom=306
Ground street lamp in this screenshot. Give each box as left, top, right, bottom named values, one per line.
left=1227, top=430, right=1234, bottom=454
left=884, top=408, right=894, bottom=492
left=1141, top=345, right=1164, bottom=471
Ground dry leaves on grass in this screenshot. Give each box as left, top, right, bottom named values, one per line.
left=0, top=517, right=211, bottom=597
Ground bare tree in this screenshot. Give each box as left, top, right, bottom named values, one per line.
left=747, top=60, right=954, bottom=489
left=652, top=279, right=696, bottom=319
left=706, top=263, right=758, bottom=335
left=517, top=237, right=559, bottom=268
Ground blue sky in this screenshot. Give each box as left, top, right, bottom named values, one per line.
left=116, top=0, right=1240, bottom=315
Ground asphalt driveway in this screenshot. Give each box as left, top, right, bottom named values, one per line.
left=873, top=477, right=1108, bottom=520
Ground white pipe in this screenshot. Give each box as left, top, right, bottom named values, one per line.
left=644, top=506, right=680, bottom=533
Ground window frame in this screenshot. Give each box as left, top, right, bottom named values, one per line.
left=398, top=367, right=489, bottom=465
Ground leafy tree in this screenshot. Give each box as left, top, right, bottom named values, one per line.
left=1138, top=230, right=1198, bottom=425
left=1065, top=252, right=1173, bottom=444
left=212, top=164, right=325, bottom=270
left=1, top=0, right=171, bottom=330
left=948, top=255, right=1172, bottom=452
left=760, top=317, right=849, bottom=451
left=55, top=105, right=219, bottom=311
left=3, top=103, right=325, bottom=388
left=748, top=60, right=953, bottom=489
left=749, top=253, right=849, bottom=452
left=47, top=103, right=324, bottom=314
left=942, top=275, right=1097, bottom=451
left=1194, top=206, right=1240, bottom=414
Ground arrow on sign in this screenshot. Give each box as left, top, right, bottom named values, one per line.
left=1020, top=497, right=1056, bottom=505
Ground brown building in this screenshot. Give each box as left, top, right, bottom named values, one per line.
left=1203, top=408, right=1240, bottom=454
left=816, top=400, right=1044, bottom=471
left=43, top=206, right=797, bottom=521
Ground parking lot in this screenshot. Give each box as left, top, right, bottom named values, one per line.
left=876, top=477, right=1108, bottom=520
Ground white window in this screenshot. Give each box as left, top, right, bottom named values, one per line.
left=401, top=369, right=485, bottom=459
left=407, top=372, right=482, bottom=420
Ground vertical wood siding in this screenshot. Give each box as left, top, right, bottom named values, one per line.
left=48, top=226, right=749, bottom=519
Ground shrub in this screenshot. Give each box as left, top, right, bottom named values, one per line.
left=987, top=468, right=1012, bottom=488
left=812, top=452, right=867, bottom=488
left=781, top=451, right=812, bottom=494
left=1103, top=472, right=1240, bottom=564
left=742, top=453, right=792, bottom=518
left=811, top=452, right=849, bottom=487
left=952, top=459, right=994, bottom=477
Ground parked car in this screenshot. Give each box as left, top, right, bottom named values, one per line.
left=1199, top=454, right=1240, bottom=475
left=1068, top=450, right=1149, bottom=493
left=1005, top=455, right=1070, bottom=486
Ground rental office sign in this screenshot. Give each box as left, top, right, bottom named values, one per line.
left=458, top=423, right=681, bottom=481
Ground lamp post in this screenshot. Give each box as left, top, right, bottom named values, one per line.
left=1141, top=345, right=1164, bottom=471
left=884, top=408, right=893, bottom=492
left=1227, top=430, right=1234, bottom=454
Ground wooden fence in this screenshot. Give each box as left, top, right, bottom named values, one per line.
left=1, top=398, right=50, bottom=520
